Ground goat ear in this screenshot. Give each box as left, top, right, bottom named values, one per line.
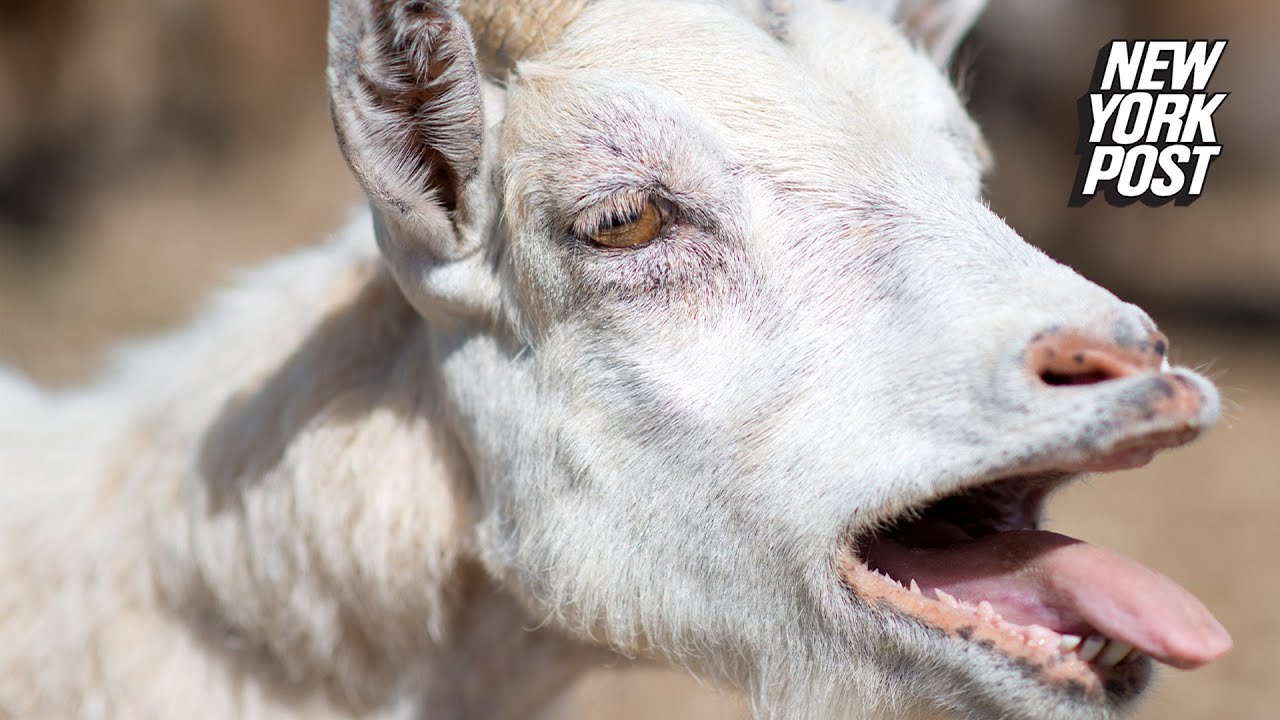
left=328, top=0, right=498, bottom=316
left=892, top=0, right=986, bottom=65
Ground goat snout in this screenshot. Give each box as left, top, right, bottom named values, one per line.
left=1026, top=328, right=1168, bottom=388
left=1015, top=326, right=1216, bottom=473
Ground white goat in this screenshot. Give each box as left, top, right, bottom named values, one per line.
left=0, top=1, right=1230, bottom=719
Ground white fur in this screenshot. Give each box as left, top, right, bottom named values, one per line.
left=1, top=2, right=1220, bottom=719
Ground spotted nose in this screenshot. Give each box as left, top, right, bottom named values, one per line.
left=1023, top=327, right=1212, bottom=473
left=1026, top=328, right=1168, bottom=387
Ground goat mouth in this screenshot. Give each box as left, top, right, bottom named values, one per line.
left=838, top=470, right=1231, bottom=693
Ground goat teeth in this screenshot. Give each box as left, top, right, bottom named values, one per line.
left=1059, top=634, right=1082, bottom=653
left=976, top=601, right=995, bottom=620
left=1024, top=625, right=1055, bottom=647
left=934, top=589, right=959, bottom=607
left=909, top=579, right=922, bottom=595
left=1098, top=640, right=1134, bottom=667
left=1078, top=636, right=1107, bottom=662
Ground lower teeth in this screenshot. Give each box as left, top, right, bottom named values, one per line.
left=904, top=581, right=1141, bottom=666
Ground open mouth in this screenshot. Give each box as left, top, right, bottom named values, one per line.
left=838, top=466, right=1231, bottom=691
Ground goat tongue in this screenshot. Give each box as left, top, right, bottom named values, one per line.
left=864, top=529, right=1231, bottom=669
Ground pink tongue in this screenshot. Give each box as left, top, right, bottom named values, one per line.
left=865, top=529, right=1231, bottom=669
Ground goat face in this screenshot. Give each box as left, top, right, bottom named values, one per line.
left=328, top=1, right=1229, bottom=718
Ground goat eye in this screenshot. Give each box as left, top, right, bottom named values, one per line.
left=588, top=199, right=665, bottom=248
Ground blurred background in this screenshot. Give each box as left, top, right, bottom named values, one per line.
left=0, top=0, right=1275, bottom=717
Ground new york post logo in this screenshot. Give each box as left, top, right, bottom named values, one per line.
left=1070, top=40, right=1228, bottom=207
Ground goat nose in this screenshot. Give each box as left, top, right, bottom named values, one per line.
left=1027, top=329, right=1168, bottom=387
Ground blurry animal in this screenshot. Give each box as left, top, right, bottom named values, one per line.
left=0, top=1, right=1230, bottom=718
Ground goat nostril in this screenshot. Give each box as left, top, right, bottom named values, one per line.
left=1037, top=350, right=1129, bottom=387
left=1027, top=330, right=1162, bottom=388
left=1040, top=366, right=1120, bottom=387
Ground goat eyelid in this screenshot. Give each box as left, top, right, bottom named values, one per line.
left=576, top=195, right=673, bottom=249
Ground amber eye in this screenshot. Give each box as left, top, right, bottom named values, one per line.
left=588, top=200, right=665, bottom=248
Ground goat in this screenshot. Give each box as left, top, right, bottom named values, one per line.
left=0, top=1, right=1230, bottom=718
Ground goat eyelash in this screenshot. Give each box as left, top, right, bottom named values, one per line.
left=571, top=192, right=671, bottom=240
